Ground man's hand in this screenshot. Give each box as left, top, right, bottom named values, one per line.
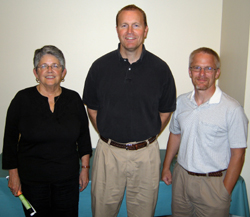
left=223, top=148, right=245, bottom=195
left=162, top=168, right=172, bottom=185
left=161, top=133, right=180, bottom=185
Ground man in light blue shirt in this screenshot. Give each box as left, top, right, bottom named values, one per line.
left=162, top=47, right=248, bottom=217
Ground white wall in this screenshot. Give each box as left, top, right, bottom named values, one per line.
left=0, top=0, right=223, bottom=152
left=219, top=0, right=250, bottom=106
left=219, top=0, right=250, bottom=204
left=242, top=24, right=250, bottom=207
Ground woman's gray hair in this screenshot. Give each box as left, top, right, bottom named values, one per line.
left=33, top=45, right=65, bottom=71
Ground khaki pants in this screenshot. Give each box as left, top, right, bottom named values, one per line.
left=172, top=163, right=231, bottom=217
left=91, top=138, right=161, bottom=217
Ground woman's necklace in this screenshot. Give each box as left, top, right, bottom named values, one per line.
left=54, top=94, right=61, bottom=104
left=37, top=86, right=62, bottom=100
left=37, top=85, right=62, bottom=112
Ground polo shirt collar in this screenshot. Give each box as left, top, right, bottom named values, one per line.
left=117, top=43, right=146, bottom=63
left=189, top=86, right=222, bottom=104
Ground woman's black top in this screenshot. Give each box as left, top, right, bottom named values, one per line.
left=2, top=86, right=92, bottom=183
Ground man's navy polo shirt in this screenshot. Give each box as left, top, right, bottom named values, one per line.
left=83, top=45, right=176, bottom=143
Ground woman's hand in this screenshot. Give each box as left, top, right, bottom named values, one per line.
left=8, top=168, right=21, bottom=196
left=79, top=154, right=90, bottom=191
left=79, top=168, right=89, bottom=191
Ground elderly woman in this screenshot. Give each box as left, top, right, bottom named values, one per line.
left=2, top=45, right=92, bottom=217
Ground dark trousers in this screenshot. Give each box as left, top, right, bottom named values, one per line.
left=21, top=176, right=79, bottom=217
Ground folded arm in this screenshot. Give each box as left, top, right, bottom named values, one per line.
left=159, top=112, right=172, bottom=134
left=87, top=108, right=98, bottom=133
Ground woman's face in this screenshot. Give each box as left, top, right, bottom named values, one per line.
left=33, top=54, right=66, bottom=88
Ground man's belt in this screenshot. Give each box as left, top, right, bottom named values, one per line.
left=100, top=136, right=157, bottom=150
left=187, top=169, right=227, bottom=177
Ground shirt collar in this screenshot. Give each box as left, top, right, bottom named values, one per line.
left=189, top=86, right=222, bottom=104
left=117, top=43, right=146, bottom=63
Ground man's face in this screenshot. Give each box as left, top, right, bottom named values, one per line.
left=189, top=52, right=220, bottom=92
left=116, top=10, right=148, bottom=54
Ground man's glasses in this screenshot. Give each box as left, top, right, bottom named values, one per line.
left=190, top=66, right=217, bottom=73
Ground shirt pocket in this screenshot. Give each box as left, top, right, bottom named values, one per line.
left=197, top=121, right=218, bottom=145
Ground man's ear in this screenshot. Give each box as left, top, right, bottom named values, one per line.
left=188, top=68, right=192, bottom=78
left=215, top=68, right=221, bottom=79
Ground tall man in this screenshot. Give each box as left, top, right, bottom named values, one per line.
left=162, top=47, right=248, bottom=217
left=83, top=4, right=176, bottom=217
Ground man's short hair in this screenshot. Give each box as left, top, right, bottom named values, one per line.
left=116, top=4, right=147, bottom=27
left=189, top=47, right=221, bottom=69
